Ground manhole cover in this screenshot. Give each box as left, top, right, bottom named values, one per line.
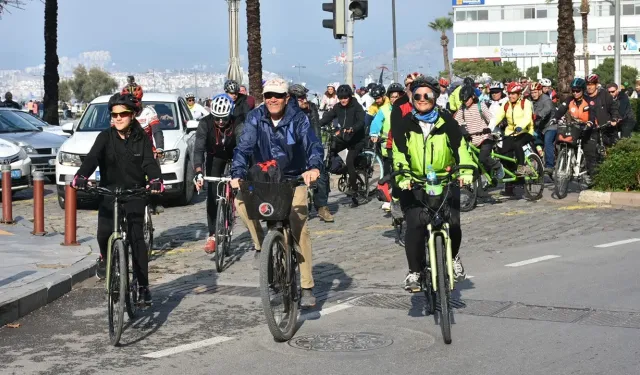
left=288, top=332, right=393, bottom=352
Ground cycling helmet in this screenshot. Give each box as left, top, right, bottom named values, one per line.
left=185, top=92, right=195, bottom=99
left=463, top=77, right=475, bottom=86
left=366, top=82, right=378, bottom=91
left=439, top=78, right=450, bottom=87
left=489, top=81, right=504, bottom=92
left=108, top=92, right=139, bottom=113
left=288, top=84, right=309, bottom=98
left=571, top=77, right=587, bottom=91
left=530, top=82, right=543, bottom=91
left=370, top=84, right=386, bottom=99
left=539, top=78, right=552, bottom=87
left=410, top=76, right=440, bottom=98
left=336, top=84, right=353, bottom=97
left=121, top=83, right=143, bottom=101
left=506, top=82, right=523, bottom=93
left=459, top=85, right=477, bottom=102
left=137, top=106, right=159, bottom=129
left=210, top=93, right=235, bottom=117
left=224, top=79, right=240, bottom=94
left=404, top=72, right=423, bottom=86
left=586, top=74, right=599, bottom=84
left=387, top=82, right=404, bottom=94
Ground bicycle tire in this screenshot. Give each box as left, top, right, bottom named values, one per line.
left=362, top=150, right=384, bottom=196
left=125, top=243, right=139, bottom=320
left=553, top=146, right=571, bottom=200
left=259, top=230, right=299, bottom=342
left=459, top=176, right=479, bottom=212
left=144, top=206, right=153, bottom=258
left=524, top=153, right=545, bottom=201
left=436, top=235, right=452, bottom=344
left=108, top=239, right=127, bottom=346
left=337, top=176, right=347, bottom=192
left=214, top=201, right=227, bottom=272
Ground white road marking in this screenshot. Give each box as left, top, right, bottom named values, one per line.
left=505, top=255, right=561, bottom=267
left=142, top=336, right=234, bottom=359
left=194, top=229, right=201, bottom=239
left=594, top=238, right=640, bottom=248
left=466, top=275, right=475, bottom=279
left=300, top=303, right=353, bottom=321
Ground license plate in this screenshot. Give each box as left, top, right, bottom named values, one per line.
left=0, top=170, right=22, bottom=180
left=95, top=171, right=100, bottom=182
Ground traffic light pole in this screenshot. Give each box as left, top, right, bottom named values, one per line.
left=345, top=2, right=354, bottom=86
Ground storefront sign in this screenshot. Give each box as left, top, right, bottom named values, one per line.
left=452, top=0, right=485, bottom=5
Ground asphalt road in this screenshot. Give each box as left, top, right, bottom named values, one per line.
left=1, top=183, right=639, bottom=374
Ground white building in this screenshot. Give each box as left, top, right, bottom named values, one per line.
left=452, top=0, right=640, bottom=78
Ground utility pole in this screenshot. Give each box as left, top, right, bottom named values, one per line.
left=292, top=63, right=306, bottom=83
left=194, top=71, right=198, bottom=98
left=226, top=0, right=242, bottom=83
left=614, top=0, right=621, bottom=85
left=345, top=0, right=354, bottom=86
left=391, top=0, right=399, bottom=83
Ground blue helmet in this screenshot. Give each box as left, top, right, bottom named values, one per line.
left=571, top=77, right=586, bottom=91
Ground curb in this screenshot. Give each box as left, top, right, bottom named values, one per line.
left=0, top=256, right=96, bottom=327
left=578, top=190, right=640, bottom=207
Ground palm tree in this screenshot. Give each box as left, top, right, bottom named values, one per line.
left=43, top=0, right=59, bottom=125
left=556, top=0, right=576, bottom=100
left=246, top=0, right=263, bottom=103
left=429, top=16, right=453, bottom=81
left=580, top=0, right=590, bottom=76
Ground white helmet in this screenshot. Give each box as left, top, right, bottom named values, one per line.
left=136, top=106, right=159, bottom=129
left=539, top=78, right=552, bottom=87
left=210, top=94, right=234, bottom=117
left=185, top=92, right=195, bottom=99
left=489, top=81, right=504, bottom=91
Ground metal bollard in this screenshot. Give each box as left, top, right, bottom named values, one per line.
left=62, top=175, right=79, bottom=246
left=32, top=171, right=46, bottom=236
left=1, top=164, right=13, bottom=224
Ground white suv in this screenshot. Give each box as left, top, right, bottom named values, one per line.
left=56, top=93, right=199, bottom=208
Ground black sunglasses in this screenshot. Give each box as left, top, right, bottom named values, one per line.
left=264, top=92, right=287, bottom=100
left=572, top=89, right=582, bottom=93
left=187, top=98, right=195, bottom=102
left=338, top=95, right=350, bottom=100
left=608, top=90, right=617, bottom=94
left=213, top=116, right=230, bottom=123
left=413, top=93, right=434, bottom=102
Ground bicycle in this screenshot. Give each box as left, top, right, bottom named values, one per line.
left=388, top=164, right=476, bottom=345
left=143, top=204, right=154, bottom=258
left=240, top=177, right=309, bottom=342
left=202, top=175, right=236, bottom=272
left=86, top=186, right=149, bottom=346
left=461, top=128, right=545, bottom=211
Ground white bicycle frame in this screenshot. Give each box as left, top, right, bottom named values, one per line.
left=202, top=176, right=233, bottom=202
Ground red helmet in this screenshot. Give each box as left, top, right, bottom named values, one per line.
left=530, top=82, right=543, bottom=91
left=404, top=72, right=422, bottom=86
left=438, top=77, right=449, bottom=87
left=122, top=84, right=144, bottom=101
left=586, top=74, right=599, bottom=84
left=506, top=82, right=523, bottom=93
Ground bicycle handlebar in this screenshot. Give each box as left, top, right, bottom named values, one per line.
left=203, top=176, right=232, bottom=182
left=380, top=164, right=477, bottom=185
left=85, top=186, right=149, bottom=197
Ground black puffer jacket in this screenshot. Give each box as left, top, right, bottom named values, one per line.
left=193, top=114, right=236, bottom=170
left=319, top=97, right=365, bottom=143
left=585, top=88, right=620, bottom=126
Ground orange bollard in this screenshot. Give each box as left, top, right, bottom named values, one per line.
left=62, top=175, right=79, bottom=246
left=32, top=171, right=46, bottom=236
left=1, top=164, right=13, bottom=224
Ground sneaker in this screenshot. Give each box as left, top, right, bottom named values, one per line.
left=138, top=286, right=152, bottom=305
left=204, top=236, right=216, bottom=254
left=381, top=202, right=391, bottom=211
left=317, top=206, right=334, bottom=223
left=516, top=165, right=534, bottom=176
left=153, top=205, right=165, bottom=214
left=96, top=257, right=106, bottom=280
left=493, top=162, right=505, bottom=180
left=404, top=272, right=421, bottom=293
left=300, top=288, right=316, bottom=308
left=453, top=256, right=466, bottom=281
left=252, top=250, right=261, bottom=270
left=544, top=167, right=554, bottom=176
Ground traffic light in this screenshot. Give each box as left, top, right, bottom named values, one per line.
left=349, top=0, right=368, bottom=20
left=322, top=0, right=346, bottom=40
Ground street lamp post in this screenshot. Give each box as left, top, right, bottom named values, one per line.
left=605, top=0, right=621, bottom=85
left=391, top=0, right=399, bottom=83
left=226, top=0, right=242, bottom=83
left=292, top=63, right=306, bottom=83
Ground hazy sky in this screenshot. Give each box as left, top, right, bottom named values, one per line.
left=0, top=0, right=452, bottom=84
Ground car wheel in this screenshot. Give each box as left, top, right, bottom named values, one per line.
left=175, top=159, right=195, bottom=206
left=57, top=193, right=65, bottom=209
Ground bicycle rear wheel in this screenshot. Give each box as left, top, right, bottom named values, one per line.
left=524, top=153, right=544, bottom=201
left=436, top=235, right=452, bottom=344
left=125, top=243, right=139, bottom=320
left=143, top=206, right=153, bottom=258
left=259, top=230, right=299, bottom=342
left=108, top=239, right=127, bottom=346
left=460, top=176, right=479, bottom=212
left=553, top=146, right=571, bottom=199
left=214, top=201, right=227, bottom=272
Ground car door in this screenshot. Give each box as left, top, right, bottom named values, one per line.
left=178, top=98, right=196, bottom=159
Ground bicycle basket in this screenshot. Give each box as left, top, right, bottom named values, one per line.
left=239, top=181, right=295, bottom=221
left=556, top=124, right=581, bottom=146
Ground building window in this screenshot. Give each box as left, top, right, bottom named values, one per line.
left=456, top=33, right=478, bottom=47
left=456, top=10, right=465, bottom=21
left=610, top=5, right=615, bottom=16
left=574, top=29, right=596, bottom=44
left=478, top=32, right=500, bottom=46
left=550, top=30, right=558, bottom=44
left=526, top=31, right=548, bottom=45
left=503, top=31, right=525, bottom=46
left=624, top=34, right=637, bottom=42
left=573, top=7, right=580, bottom=17
left=623, top=4, right=634, bottom=15
left=536, top=9, right=547, bottom=18
left=478, top=9, right=489, bottom=20
left=524, top=7, right=535, bottom=19
left=637, top=5, right=640, bottom=15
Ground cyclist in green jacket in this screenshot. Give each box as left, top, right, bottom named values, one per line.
left=392, top=75, right=476, bottom=292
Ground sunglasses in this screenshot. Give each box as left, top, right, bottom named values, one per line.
left=572, top=89, right=582, bottom=93
left=412, top=93, right=434, bottom=102
left=111, top=111, right=132, bottom=119
left=187, top=98, right=195, bottom=102
left=608, top=90, right=617, bottom=94
left=338, top=95, right=351, bottom=100
left=264, top=92, right=287, bottom=100
left=213, top=116, right=230, bottom=123
left=297, top=96, right=308, bottom=102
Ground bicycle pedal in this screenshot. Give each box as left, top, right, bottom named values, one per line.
left=407, top=287, right=423, bottom=294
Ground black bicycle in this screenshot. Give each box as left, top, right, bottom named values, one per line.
left=86, top=186, right=149, bottom=346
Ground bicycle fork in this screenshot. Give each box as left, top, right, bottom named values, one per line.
left=427, top=223, right=454, bottom=292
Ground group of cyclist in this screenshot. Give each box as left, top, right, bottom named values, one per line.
left=67, top=69, right=627, bottom=307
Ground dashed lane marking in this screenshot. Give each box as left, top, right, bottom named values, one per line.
left=505, top=255, right=561, bottom=267
left=142, top=336, right=234, bottom=359
left=594, top=238, right=640, bottom=248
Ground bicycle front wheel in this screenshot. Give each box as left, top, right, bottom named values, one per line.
left=144, top=206, right=153, bottom=258
left=524, top=153, right=545, bottom=201
left=125, top=242, right=139, bottom=320
left=436, top=235, right=452, bottom=345
left=108, top=239, right=127, bottom=346
left=460, top=176, right=479, bottom=212
left=362, top=150, right=384, bottom=196
left=553, top=146, right=571, bottom=200
left=214, top=201, right=227, bottom=272
left=259, top=230, right=299, bottom=342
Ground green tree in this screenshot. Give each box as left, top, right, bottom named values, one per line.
left=451, top=60, right=521, bottom=83
left=526, top=61, right=559, bottom=85
left=58, top=80, right=71, bottom=102
left=68, top=65, right=117, bottom=103
left=429, top=16, right=453, bottom=82
left=591, top=58, right=638, bottom=86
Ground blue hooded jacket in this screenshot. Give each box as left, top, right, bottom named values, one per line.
left=231, top=102, right=324, bottom=180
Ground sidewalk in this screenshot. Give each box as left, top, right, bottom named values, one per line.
left=0, top=217, right=97, bottom=326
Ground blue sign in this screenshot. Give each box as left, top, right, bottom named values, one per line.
left=452, top=0, right=485, bottom=5
left=627, top=37, right=638, bottom=52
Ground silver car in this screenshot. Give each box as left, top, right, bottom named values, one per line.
left=0, top=108, right=67, bottom=177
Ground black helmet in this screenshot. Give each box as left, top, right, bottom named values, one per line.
left=370, top=84, right=386, bottom=99
left=336, top=84, right=353, bottom=97
left=459, top=85, right=477, bottom=103
left=224, top=80, right=240, bottom=94
left=4, top=92, right=12, bottom=100
left=463, top=77, right=475, bottom=86
left=288, top=84, right=309, bottom=98
left=387, top=83, right=404, bottom=94
left=409, top=76, right=440, bottom=98
left=108, top=92, right=139, bottom=112
left=366, top=82, right=377, bottom=91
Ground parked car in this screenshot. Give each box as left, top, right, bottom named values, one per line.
left=56, top=93, right=200, bottom=209
left=0, top=108, right=66, bottom=178
left=0, top=137, right=32, bottom=194
left=12, top=109, right=69, bottom=137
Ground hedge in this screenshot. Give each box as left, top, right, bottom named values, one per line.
left=594, top=134, right=640, bottom=192
left=628, top=99, right=640, bottom=132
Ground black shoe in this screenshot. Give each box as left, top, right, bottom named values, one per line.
left=152, top=205, right=164, bottom=215
left=138, top=287, right=152, bottom=305
left=96, top=257, right=106, bottom=280
left=345, top=188, right=356, bottom=197
left=300, top=288, right=316, bottom=308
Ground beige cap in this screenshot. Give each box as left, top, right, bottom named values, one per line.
left=263, top=78, right=289, bottom=94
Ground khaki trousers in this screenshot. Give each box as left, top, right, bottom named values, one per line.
left=235, top=186, right=314, bottom=289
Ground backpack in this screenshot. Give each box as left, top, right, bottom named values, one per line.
left=328, top=154, right=347, bottom=175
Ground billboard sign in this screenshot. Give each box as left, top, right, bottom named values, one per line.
left=452, top=0, right=485, bottom=5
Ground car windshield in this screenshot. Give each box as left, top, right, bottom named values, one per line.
left=76, top=101, right=180, bottom=132
left=13, top=111, right=49, bottom=128
left=0, top=110, right=40, bottom=133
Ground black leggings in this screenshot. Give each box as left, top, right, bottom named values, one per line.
left=401, top=186, right=462, bottom=274
left=331, top=139, right=365, bottom=190
left=97, top=197, right=148, bottom=286
left=206, top=156, right=229, bottom=236
left=500, top=133, right=534, bottom=165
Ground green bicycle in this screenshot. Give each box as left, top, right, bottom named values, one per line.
left=460, top=129, right=545, bottom=212
left=389, top=164, right=476, bottom=345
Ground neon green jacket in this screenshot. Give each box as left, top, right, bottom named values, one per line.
left=448, top=86, right=463, bottom=112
